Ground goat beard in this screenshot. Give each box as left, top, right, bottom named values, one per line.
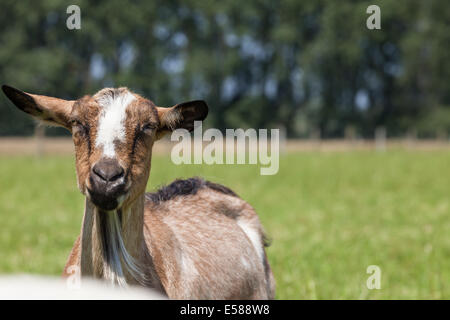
left=97, top=209, right=148, bottom=287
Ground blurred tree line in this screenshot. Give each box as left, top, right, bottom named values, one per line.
left=0, top=0, right=449, bottom=138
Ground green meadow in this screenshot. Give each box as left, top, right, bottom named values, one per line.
left=0, top=150, right=449, bottom=299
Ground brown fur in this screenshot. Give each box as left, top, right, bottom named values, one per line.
left=143, top=186, right=272, bottom=298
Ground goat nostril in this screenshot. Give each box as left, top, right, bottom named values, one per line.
left=92, top=161, right=124, bottom=182
left=109, top=167, right=124, bottom=182
left=92, top=166, right=106, bottom=181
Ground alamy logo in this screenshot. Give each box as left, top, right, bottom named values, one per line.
left=366, top=5, right=381, bottom=30
left=366, top=265, right=381, bottom=289
left=170, top=122, right=280, bottom=175
left=66, top=5, right=81, bottom=30
left=66, top=265, right=81, bottom=290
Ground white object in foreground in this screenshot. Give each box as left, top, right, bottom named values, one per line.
left=0, top=275, right=167, bottom=300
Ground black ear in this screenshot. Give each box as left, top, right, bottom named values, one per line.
left=172, top=100, right=209, bottom=131
left=2, top=85, right=41, bottom=116
left=2, top=85, right=75, bottom=129
left=157, top=100, right=209, bottom=133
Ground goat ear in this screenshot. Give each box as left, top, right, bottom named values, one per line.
left=2, top=85, right=75, bottom=129
left=156, top=100, right=208, bottom=138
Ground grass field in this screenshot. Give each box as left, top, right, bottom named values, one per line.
left=0, top=150, right=449, bottom=299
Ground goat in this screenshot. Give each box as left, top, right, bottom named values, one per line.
left=2, top=85, right=275, bottom=299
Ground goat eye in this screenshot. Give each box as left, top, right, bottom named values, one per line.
left=142, top=123, right=156, bottom=133
left=71, top=120, right=82, bottom=127
left=71, top=120, right=87, bottom=134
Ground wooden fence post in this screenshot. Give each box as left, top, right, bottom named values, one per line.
left=375, top=126, right=386, bottom=151
left=34, top=124, right=45, bottom=157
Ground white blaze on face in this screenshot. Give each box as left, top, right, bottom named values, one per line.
left=95, top=91, right=136, bottom=157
